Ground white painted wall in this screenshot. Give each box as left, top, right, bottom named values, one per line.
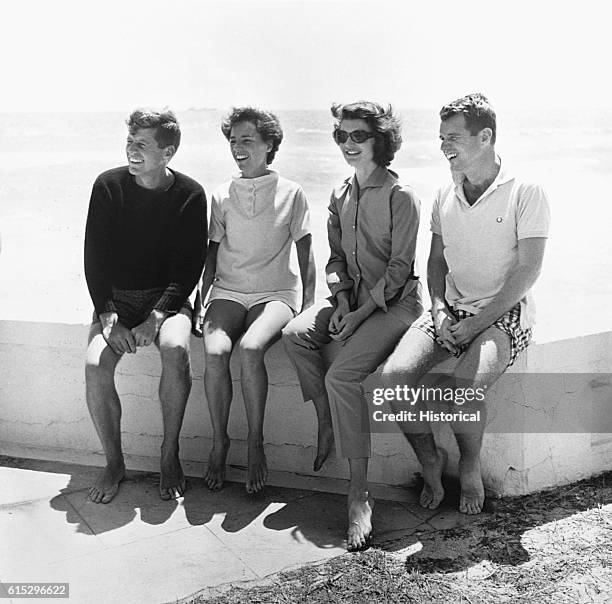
left=0, top=320, right=610, bottom=497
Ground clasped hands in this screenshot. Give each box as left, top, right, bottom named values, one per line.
left=328, top=302, right=366, bottom=342
left=433, top=307, right=483, bottom=356
left=100, top=310, right=168, bottom=355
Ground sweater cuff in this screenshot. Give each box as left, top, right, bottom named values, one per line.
left=98, top=300, right=118, bottom=316
left=153, top=283, right=185, bottom=313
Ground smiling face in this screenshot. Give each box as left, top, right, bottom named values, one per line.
left=125, top=128, right=173, bottom=185
left=229, top=121, right=272, bottom=178
left=337, top=118, right=377, bottom=172
left=439, top=114, right=490, bottom=174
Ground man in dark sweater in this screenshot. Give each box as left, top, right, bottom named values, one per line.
left=84, top=108, right=207, bottom=503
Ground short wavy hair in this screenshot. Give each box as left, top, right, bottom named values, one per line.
left=127, top=107, right=181, bottom=150
left=221, top=107, right=283, bottom=165
left=331, top=101, right=402, bottom=167
left=439, top=93, right=497, bottom=144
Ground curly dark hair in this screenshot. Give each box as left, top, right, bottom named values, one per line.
left=127, top=107, right=181, bottom=150
left=221, top=107, right=283, bottom=165
left=330, top=101, right=402, bottom=167
left=439, top=93, right=497, bottom=144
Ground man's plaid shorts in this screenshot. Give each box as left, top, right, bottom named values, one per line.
left=411, top=303, right=531, bottom=367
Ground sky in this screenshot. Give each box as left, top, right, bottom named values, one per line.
left=3, top=0, right=609, bottom=113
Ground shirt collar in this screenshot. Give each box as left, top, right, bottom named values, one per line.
left=453, top=157, right=513, bottom=204
left=347, top=165, right=395, bottom=191
left=231, top=169, right=279, bottom=186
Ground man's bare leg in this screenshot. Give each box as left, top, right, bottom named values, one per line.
left=85, top=323, right=126, bottom=503
left=346, top=457, right=373, bottom=551
left=455, top=432, right=485, bottom=514
left=451, top=326, right=511, bottom=514
left=156, top=312, right=192, bottom=500
left=203, top=301, right=246, bottom=491
left=240, top=301, right=294, bottom=493
left=406, top=434, right=448, bottom=509
left=311, top=394, right=334, bottom=472
left=381, top=327, right=451, bottom=509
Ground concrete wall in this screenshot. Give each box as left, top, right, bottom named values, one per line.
left=0, top=319, right=610, bottom=498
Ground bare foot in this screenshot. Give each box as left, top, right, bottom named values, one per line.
left=313, top=424, right=334, bottom=472
left=245, top=442, right=267, bottom=494
left=419, top=447, right=447, bottom=509
left=458, top=457, right=485, bottom=514
left=204, top=438, right=230, bottom=492
left=160, top=449, right=186, bottom=500
left=89, top=462, right=125, bottom=504
left=347, top=491, right=374, bottom=551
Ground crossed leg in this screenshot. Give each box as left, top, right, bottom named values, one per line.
left=381, top=328, right=451, bottom=510
left=450, top=326, right=511, bottom=514
left=85, top=323, right=126, bottom=503
left=381, top=324, right=511, bottom=514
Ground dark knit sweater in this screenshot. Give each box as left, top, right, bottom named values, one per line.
left=84, top=166, right=207, bottom=316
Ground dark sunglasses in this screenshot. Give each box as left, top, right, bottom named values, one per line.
left=333, top=129, right=376, bottom=144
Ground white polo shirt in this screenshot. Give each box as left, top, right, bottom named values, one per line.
left=209, top=170, right=310, bottom=298
left=431, top=163, right=550, bottom=328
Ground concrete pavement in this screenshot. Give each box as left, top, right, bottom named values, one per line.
left=0, top=456, right=478, bottom=603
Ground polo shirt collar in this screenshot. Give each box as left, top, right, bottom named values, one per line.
left=453, top=157, right=513, bottom=205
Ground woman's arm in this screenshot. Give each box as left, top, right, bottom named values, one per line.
left=295, top=234, right=316, bottom=312
left=368, top=185, right=420, bottom=309
left=325, top=188, right=354, bottom=335
left=192, top=241, right=219, bottom=336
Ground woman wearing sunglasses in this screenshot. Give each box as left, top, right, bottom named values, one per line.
left=283, top=101, right=423, bottom=550
left=195, top=107, right=316, bottom=494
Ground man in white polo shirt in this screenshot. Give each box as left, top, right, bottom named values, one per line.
left=381, top=93, right=550, bottom=514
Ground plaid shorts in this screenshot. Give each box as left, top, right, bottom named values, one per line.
left=411, top=303, right=531, bottom=367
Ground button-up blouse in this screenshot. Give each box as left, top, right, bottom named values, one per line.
left=326, top=166, right=421, bottom=321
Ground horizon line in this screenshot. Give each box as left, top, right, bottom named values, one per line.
left=0, top=104, right=607, bottom=115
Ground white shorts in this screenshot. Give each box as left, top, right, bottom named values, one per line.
left=207, top=286, right=298, bottom=313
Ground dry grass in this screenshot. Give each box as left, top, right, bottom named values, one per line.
left=187, top=472, right=611, bottom=604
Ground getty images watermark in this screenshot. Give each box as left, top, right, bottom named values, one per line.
left=365, top=373, right=612, bottom=434
left=370, top=384, right=487, bottom=424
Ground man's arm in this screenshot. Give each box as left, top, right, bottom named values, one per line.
left=84, top=178, right=117, bottom=317
left=134, top=187, right=208, bottom=345
left=296, top=234, right=316, bottom=312
left=427, top=233, right=459, bottom=354
left=84, top=176, right=138, bottom=354
left=152, top=188, right=208, bottom=313
left=448, top=237, right=547, bottom=346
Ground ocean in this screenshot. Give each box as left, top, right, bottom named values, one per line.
left=1, top=108, right=611, bottom=343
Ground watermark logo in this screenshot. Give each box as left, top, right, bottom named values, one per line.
left=371, top=384, right=486, bottom=406
left=365, top=373, right=612, bottom=434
